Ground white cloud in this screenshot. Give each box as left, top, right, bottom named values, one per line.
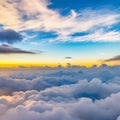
left=59, top=30, right=120, bottom=42
left=0, top=66, right=120, bottom=119
left=0, top=90, right=120, bottom=120
left=0, top=0, right=120, bottom=42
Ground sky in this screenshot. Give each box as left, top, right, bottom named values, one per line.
left=0, top=0, right=120, bottom=67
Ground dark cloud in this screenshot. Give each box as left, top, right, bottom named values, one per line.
left=104, top=55, right=120, bottom=62
left=65, top=57, right=72, bottom=59
left=0, top=44, right=35, bottom=54
left=0, top=29, right=22, bottom=44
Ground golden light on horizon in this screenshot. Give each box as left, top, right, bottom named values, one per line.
left=0, top=60, right=119, bottom=68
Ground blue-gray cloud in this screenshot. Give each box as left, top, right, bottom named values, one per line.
left=0, top=62, right=120, bottom=120
left=0, top=29, right=22, bottom=44
left=0, top=44, right=35, bottom=54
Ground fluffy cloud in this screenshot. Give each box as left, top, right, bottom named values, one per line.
left=0, top=29, right=22, bottom=44
left=0, top=65, right=120, bottom=94
left=0, top=89, right=120, bottom=120
left=0, top=64, right=120, bottom=119
left=0, top=0, right=120, bottom=42
left=0, top=44, right=35, bottom=54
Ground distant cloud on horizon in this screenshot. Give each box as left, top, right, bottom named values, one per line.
left=65, top=57, right=72, bottom=59
left=104, top=55, right=120, bottom=62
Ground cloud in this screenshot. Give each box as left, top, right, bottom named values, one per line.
left=0, top=44, right=35, bottom=54
left=0, top=65, right=120, bottom=96
left=104, top=55, right=120, bottom=62
left=49, top=30, right=120, bottom=42
left=0, top=0, right=120, bottom=42
left=65, top=57, right=72, bottom=59
left=0, top=29, right=22, bottom=44
left=117, top=116, right=120, bottom=120
left=0, top=66, right=120, bottom=119
left=0, top=87, right=120, bottom=120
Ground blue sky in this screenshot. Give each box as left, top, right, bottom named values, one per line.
left=0, top=0, right=120, bottom=67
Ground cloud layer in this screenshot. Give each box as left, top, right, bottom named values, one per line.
left=0, top=65, right=120, bottom=119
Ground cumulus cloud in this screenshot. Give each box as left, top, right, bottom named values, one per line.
left=0, top=88, right=120, bottom=120
left=0, top=62, right=120, bottom=119
left=0, top=65, right=119, bottom=94
left=104, top=55, right=120, bottom=62
left=0, top=0, right=120, bottom=42
left=0, top=44, right=35, bottom=54
left=0, top=29, right=22, bottom=44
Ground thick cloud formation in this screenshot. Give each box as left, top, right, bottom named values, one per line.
left=0, top=89, right=120, bottom=120
left=0, top=29, right=22, bottom=44
left=0, top=65, right=120, bottom=120
left=0, top=44, right=35, bottom=54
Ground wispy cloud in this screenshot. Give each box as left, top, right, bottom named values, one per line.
left=0, top=44, right=35, bottom=54
left=104, top=55, right=120, bottom=62
left=55, top=30, right=120, bottom=42
left=0, top=0, right=120, bottom=42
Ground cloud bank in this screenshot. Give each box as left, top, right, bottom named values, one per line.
left=0, top=65, right=120, bottom=119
